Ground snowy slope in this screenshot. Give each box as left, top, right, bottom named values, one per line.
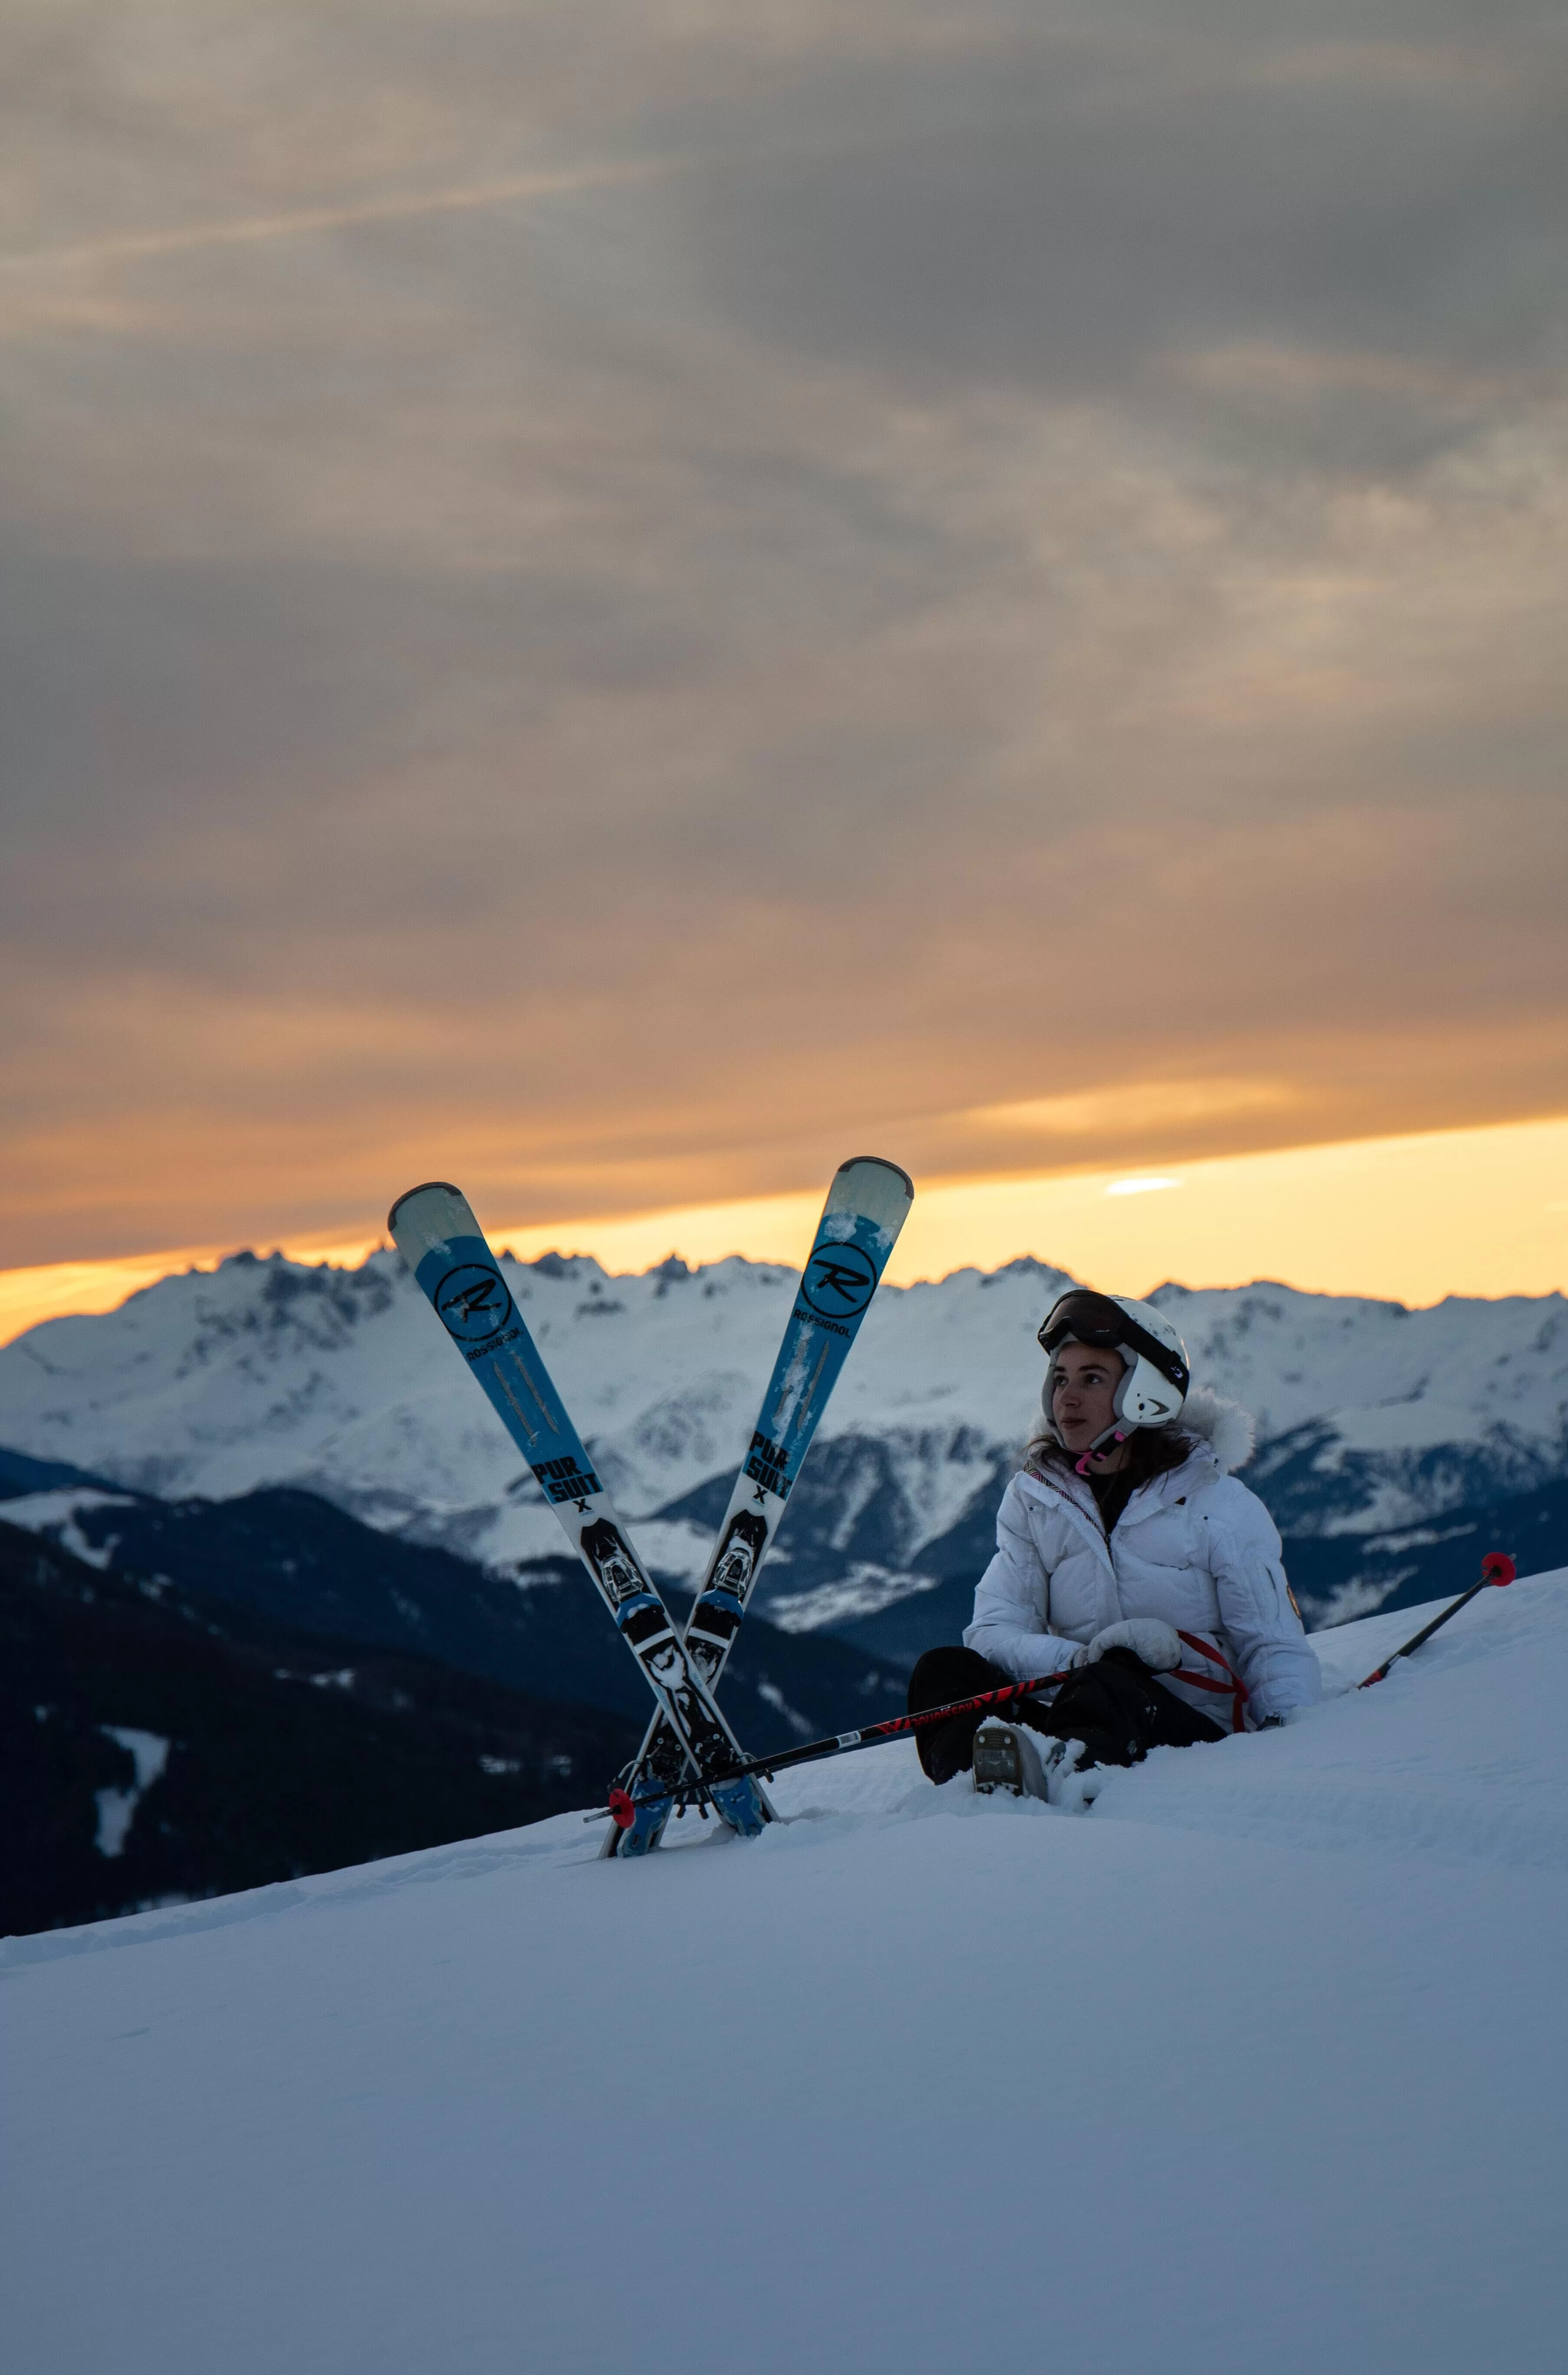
left=4, top=1570, right=1565, bottom=2375
left=0, top=1250, right=1565, bottom=1605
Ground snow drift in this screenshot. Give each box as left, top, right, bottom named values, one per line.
left=4, top=1569, right=1566, bottom=2374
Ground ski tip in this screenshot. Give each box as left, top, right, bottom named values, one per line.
left=386, top=1181, right=466, bottom=1236
left=826, top=1158, right=915, bottom=1245
left=834, top=1156, right=914, bottom=1201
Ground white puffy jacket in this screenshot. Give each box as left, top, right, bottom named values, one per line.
left=964, top=1388, right=1321, bottom=1727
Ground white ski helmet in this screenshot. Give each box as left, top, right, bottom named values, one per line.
left=1037, top=1289, right=1191, bottom=1448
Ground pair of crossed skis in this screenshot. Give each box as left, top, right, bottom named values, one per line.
left=388, top=1159, right=913, bottom=1858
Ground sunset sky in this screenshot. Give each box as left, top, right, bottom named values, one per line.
left=3, top=1, right=1565, bottom=1336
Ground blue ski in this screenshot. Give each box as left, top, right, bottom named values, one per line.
left=608, top=1155, right=913, bottom=1856
left=387, top=1181, right=771, bottom=1849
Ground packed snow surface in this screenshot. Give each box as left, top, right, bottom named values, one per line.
left=5, top=1572, right=1566, bottom=2374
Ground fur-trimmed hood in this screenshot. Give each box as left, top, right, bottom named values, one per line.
left=1027, top=1381, right=1256, bottom=1476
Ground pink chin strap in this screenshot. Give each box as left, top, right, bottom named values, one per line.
left=1075, top=1430, right=1127, bottom=1477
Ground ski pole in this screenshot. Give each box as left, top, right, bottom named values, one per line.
left=586, top=1668, right=1077, bottom=1827
left=1357, top=1549, right=1516, bottom=1689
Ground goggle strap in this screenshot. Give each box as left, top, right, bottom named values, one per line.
left=1041, top=1305, right=1190, bottom=1395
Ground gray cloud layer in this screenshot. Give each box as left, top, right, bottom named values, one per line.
left=2, top=1, right=1565, bottom=1261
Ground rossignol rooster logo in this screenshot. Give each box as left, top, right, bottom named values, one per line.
left=434, top=1263, right=514, bottom=1345
left=800, top=1239, right=877, bottom=1319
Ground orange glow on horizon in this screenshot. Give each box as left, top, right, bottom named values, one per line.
left=1, top=1113, right=1565, bottom=1348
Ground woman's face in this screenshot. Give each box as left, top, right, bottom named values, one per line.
left=1050, top=1340, right=1126, bottom=1451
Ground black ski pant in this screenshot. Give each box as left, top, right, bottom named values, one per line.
left=907, top=1644, right=1226, bottom=1785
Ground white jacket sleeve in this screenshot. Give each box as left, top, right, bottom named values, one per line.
left=963, top=1478, right=1085, bottom=1684
left=1198, top=1479, right=1322, bottom=1722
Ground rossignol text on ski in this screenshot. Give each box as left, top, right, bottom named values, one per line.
left=387, top=1181, right=772, bottom=1844
left=607, top=1155, right=914, bottom=1854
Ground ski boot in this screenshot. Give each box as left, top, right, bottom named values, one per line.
left=973, top=1721, right=1054, bottom=1800
left=973, top=1724, right=1105, bottom=1810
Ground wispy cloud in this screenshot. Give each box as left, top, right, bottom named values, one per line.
left=1, top=0, right=1565, bottom=1268
left=0, top=156, right=678, bottom=275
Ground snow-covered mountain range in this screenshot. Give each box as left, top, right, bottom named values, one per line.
left=2, top=1247, right=1565, bottom=1632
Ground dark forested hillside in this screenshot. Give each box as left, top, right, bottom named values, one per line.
left=0, top=1520, right=640, bottom=1936
left=3, top=1479, right=907, bottom=1745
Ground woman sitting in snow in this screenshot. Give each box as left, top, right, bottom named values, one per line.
left=909, top=1288, right=1321, bottom=1803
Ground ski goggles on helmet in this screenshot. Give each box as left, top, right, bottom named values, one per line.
left=1036, top=1290, right=1190, bottom=1397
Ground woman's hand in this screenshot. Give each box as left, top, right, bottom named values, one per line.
left=1086, top=1618, right=1183, bottom=1671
